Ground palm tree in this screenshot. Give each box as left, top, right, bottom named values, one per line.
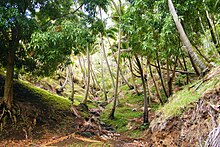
left=168, top=0, right=208, bottom=74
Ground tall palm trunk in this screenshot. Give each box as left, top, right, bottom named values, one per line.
left=134, top=54, right=149, bottom=124
left=109, top=28, right=121, bottom=120
left=168, top=0, right=207, bottom=73
left=83, top=46, right=90, bottom=104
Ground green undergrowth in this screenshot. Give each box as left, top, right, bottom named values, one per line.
left=157, top=67, right=220, bottom=120
left=101, top=85, right=160, bottom=138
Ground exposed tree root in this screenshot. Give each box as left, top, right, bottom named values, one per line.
left=0, top=102, right=20, bottom=131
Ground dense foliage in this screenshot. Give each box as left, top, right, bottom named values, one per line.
left=0, top=0, right=220, bottom=139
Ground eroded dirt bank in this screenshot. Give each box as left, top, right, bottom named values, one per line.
left=144, top=86, right=220, bottom=147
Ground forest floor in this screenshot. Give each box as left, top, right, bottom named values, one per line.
left=0, top=74, right=145, bottom=146
left=0, top=66, right=220, bottom=146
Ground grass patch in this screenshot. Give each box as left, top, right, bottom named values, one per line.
left=161, top=87, right=200, bottom=118
left=19, top=80, right=71, bottom=110
left=101, top=92, right=143, bottom=133
left=158, top=69, right=220, bottom=119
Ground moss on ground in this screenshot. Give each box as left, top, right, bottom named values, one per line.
left=19, top=80, right=71, bottom=110
left=101, top=86, right=160, bottom=138
left=160, top=86, right=200, bottom=118
left=158, top=67, right=220, bottom=119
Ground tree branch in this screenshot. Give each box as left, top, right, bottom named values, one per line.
left=150, top=63, right=196, bottom=75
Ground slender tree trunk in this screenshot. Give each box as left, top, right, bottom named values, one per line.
left=156, top=52, right=168, bottom=99
left=205, top=11, right=219, bottom=48
left=198, top=11, right=211, bottom=50
left=128, top=57, right=139, bottom=94
left=144, top=67, right=152, bottom=104
left=90, top=64, right=96, bottom=96
left=177, top=58, right=185, bottom=71
left=59, top=67, right=69, bottom=90
left=69, top=65, right=75, bottom=104
left=148, top=61, right=163, bottom=105
left=188, top=52, right=200, bottom=76
left=109, top=28, right=121, bottom=120
left=82, top=56, right=87, bottom=76
left=166, top=58, right=171, bottom=96
left=135, top=54, right=149, bottom=124
left=77, top=55, right=86, bottom=81
left=168, top=56, right=178, bottom=96
left=100, top=35, right=108, bottom=101
left=91, top=65, right=102, bottom=90
left=83, top=46, right=90, bottom=104
left=168, top=0, right=207, bottom=72
left=3, top=48, right=15, bottom=109
left=99, top=8, right=115, bottom=89
left=193, top=45, right=210, bottom=64
left=119, top=67, right=131, bottom=88
left=106, top=34, right=132, bottom=89
left=182, top=54, right=189, bottom=84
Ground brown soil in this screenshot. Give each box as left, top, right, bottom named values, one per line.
left=0, top=75, right=132, bottom=146
left=0, top=75, right=78, bottom=146
left=144, top=86, right=220, bottom=147
left=0, top=69, right=219, bottom=146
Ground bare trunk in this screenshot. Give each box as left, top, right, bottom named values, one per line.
left=193, top=45, right=210, bottom=64
left=91, top=66, right=102, bottom=90
left=156, top=52, right=168, bottom=99
left=188, top=52, right=200, bottom=76
left=168, top=0, right=207, bottom=72
left=69, top=65, right=75, bottom=104
left=83, top=47, right=90, bottom=104
left=149, top=62, right=196, bottom=75
left=145, top=68, right=152, bottom=104
left=198, top=11, right=212, bottom=50
left=206, top=11, right=219, bottom=48
left=3, top=48, right=15, bottom=109
left=82, top=56, right=87, bottom=75
left=128, top=57, right=139, bottom=94
left=109, top=28, right=121, bottom=120
left=166, top=58, right=171, bottom=96
left=107, top=34, right=132, bottom=89
left=148, top=62, right=163, bottom=105
left=100, top=35, right=108, bottom=101
left=99, top=8, right=115, bottom=89
left=168, top=56, right=178, bottom=96
left=59, top=67, right=69, bottom=90
left=135, top=54, right=149, bottom=124
left=77, top=55, right=86, bottom=81
left=182, top=54, right=189, bottom=84
left=119, top=67, right=131, bottom=88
